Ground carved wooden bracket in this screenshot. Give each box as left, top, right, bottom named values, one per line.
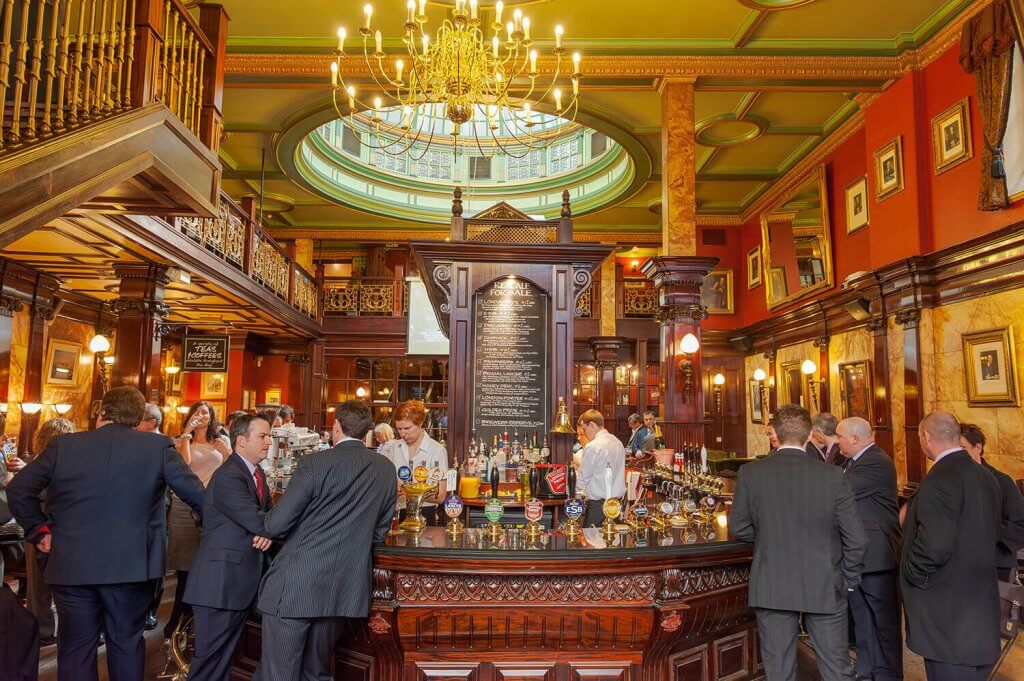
left=367, top=611, right=392, bottom=636
left=572, top=265, right=593, bottom=318
left=661, top=612, right=682, bottom=633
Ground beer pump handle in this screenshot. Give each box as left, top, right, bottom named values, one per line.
left=490, top=465, right=500, bottom=499
left=567, top=465, right=577, bottom=498
left=529, top=466, right=540, bottom=500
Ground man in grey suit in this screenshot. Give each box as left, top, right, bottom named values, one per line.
left=731, top=404, right=866, bottom=681
left=256, top=399, right=397, bottom=681
left=836, top=417, right=902, bottom=681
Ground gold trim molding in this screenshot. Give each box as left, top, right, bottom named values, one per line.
left=268, top=228, right=664, bottom=244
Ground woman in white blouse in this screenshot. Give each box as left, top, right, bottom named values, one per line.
left=163, top=401, right=230, bottom=639
left=378, top=401, right=448, bottom=525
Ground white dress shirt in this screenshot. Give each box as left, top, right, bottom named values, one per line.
left=932, top=446, right=961, bottom=466
left=379, top=433, right=449, bottom=508
left=578, top=429, right=627, bottom=501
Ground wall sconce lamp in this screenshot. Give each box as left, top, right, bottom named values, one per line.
left=54, top=403, right=72, bottom=415
left=19, top=402, right=43, bottom=415
left=801, top=359, right=820, bottom=410
left=753, top=368, right=772, bottom=415
left=88, top=333, right=111, bottom=354
left=0, top=402, right=8, bottom=414
left=355, top=386, right=368, bottom=399
left=165, top=363, right=180, bottom=375
left=678, top=332, right=700, bottom=403
left=176, top=406, right=190, bottom=415
left=712, top=372, right=726, bottom=412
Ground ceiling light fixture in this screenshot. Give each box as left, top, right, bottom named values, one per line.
left=329, top=0, right=581, bottom=159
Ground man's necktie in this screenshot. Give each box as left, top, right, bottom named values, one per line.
left=254, top=467, right=265, bottom=503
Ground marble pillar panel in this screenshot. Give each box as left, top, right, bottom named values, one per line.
left=41, top=317, right=98, bottom=431
left=776, top=339, right=819, bottom=408
left=887, top=317, right=907, bottom=484
left=5, top=309, right=30, bottom=438
left=600, top=253, right=617, bottom=337
left=661, top=79, right=696, bottom=257
left=295, top=238, right=314, bottom=273
left=827, top=328, right=873, bottom=417
left=929, top=289, right=1024, bottom=480
left=744, top=353, right=770, bottom=455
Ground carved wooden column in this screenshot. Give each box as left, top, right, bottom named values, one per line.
left=130, top=0, right=167, bottom=108
left=286, top=352, right=312, bottom=426
left=635, top=338, right=649, bottom=414
left=868, top=315, right=893, bottom=455
left=198, top=3, right=229, bottom=152
left=813, top=335, right=830, bottom=414
left=896, top=309, right=925, bottom=483
left=308, top=339, right=327, bottom=432
left=0, top=295, right=25, bottom=415
left=589, top=336, right=626, bottom=434
left=19, top=300, right=55, bottom=453
left=110, top=264, right=170, bottom=402
left=765, top=348, right=778, bottom=418
left=641, top=257, right=719, bottom=434
left=226, top=332, right=248, bottom=413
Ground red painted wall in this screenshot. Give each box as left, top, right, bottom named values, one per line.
left=697, top=224, right=743, bottom=330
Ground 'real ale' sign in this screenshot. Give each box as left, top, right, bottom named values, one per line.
left=182, top=335, right=229, bottom=372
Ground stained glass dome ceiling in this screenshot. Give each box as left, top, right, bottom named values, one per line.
left=289, top=104, right=641, bottom=224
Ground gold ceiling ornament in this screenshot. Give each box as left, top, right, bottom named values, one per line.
left=328, top=0, right=582, bottom=159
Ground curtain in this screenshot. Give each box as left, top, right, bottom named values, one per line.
left=960, top=1, right=1017, bottom=210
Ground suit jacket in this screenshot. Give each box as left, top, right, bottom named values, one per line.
left=7, top=424, right=204, bottom=586
left=806, top=441, right=845, bottom=467
left=901, top=450, right=1001, bottom=666
left=844, top=444, right=900, bottom=573
left=730, top=447, right=866, bottom=614
left=626, top=427, right=651, bottom=454
left=257, top=439, right=397, bottom=619
left=982, top=459, right=1024, bottom=574
left=184, top=453, right=272, bottom=611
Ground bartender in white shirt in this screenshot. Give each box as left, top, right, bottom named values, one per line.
left=576, top=409, right=627, bottom=528
left=378, top=400, right=448, bottom=525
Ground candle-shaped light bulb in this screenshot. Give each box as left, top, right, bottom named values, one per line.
left=523, top=102, right=532, bottom=124
left=554, top=88, right=562, bottom=111
left=492, top=35, right=499, bottom=57
left=555, top=24, right=563, bottom=48
left=572, top=51, right=581, bottom=74
left=337, top=27, right=346, bottom=52
left=455, top=0, right=464, bottom=14
left=522, top=17, right=531, bottom=40
left=418, top=0, right=426, bottom=15
left=421, top=34, right=429, bottom=53
left=402, top=105, right=412, bottom=127
left=375, top=29, right=382, bottom=53
left=347, top=85, right=356, bottom=109
left=495, top=1, right=503, bottom=24
left=395, top=58, right=404, bottom=81
left=363, top=4, right=373, bottom=30
left=572, top=76, right=579, bottom=95
left=470, top=0, right=478, bottom=20
left=330, top=61, right=338, bottom=86
left=506, top=21, right=514, bottom=39
left=529, top=49, right=537, bottom=73
left=513, top=8, right=522, bottom=30
left=373, top=96, right=382, bottom=111
left=495, top=70, right=503, bottom=83
left=406, top=0, right=415, bottom=22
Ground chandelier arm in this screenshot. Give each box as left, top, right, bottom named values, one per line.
left=486, top=127, right=534, bottom=160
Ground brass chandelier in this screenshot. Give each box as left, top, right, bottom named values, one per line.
left=329, top=0, right=582, bottom=160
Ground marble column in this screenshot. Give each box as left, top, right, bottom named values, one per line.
left=599, top=253, right=617, bottom=337
left=642, top=256, right=719, bottom=433
left=294, top=238, right=314, bottom=274
left=110, top=263, right=170, bottom=402
left=18, top=300, right=54, bottom=453
left=896, top=309, right=925, bottom=483
left=660, top=78, right=697, bottom=257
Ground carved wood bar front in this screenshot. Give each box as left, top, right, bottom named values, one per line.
left=233, top=529, right=759, bottom=681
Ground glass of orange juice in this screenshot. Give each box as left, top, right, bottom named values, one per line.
left=459, top=476, right=481, bottom=499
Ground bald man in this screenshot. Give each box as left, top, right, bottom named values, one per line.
left=836, top=417, right=902, bottom=681
left=902, top=411, right=1001, bottom=681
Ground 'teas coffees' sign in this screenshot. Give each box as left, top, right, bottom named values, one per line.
left=182, top=335, right=229, bottom=372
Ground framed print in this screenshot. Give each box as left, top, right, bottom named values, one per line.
left=701, top=269, right=734, bottom=314
left=873, top=137, right=904, bottom=201
left=932, top=97, right=973, bottom=174
left=838, top=360, right=873, bottom=421
left=167, top=370, right=183, bottom=396
left=770, top=266, right=789, bottom=300
left=264, top=388, right=282, bottom=405
left=747, top=247, right=762, bottom=289
left=201, top=372, right=227, bottom=399
left=44, top=339, right=82, bottom=386
left=205, top=401, right=227, bottom=422
left=749, top=379, right=765, bottom=424
left=845, top=175, right=870, bottom=234
left=780, top=361, right=808, bottom=408
left=963, top=327, right=1018, bottom=406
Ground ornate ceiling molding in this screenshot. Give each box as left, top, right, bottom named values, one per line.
left=269, top=228, right=664, bottom=244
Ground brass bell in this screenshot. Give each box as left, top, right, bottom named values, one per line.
left=550, top=396, right=574, bottom=434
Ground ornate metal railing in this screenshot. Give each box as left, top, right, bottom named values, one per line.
left=1, top=0, right=225, bottom=155
left=576, top=285, right=592, bottom=318
left=175, top=193, right=319, bottom=322
left=323, top=277, right=404, bottom=317
left=622, top=284, right=657, bottom=318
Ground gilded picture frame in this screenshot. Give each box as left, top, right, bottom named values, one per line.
left=201, top=371, right=227, bottom=399
left=701, top=269, right=734, bottom=314
left=265, top=388, right=282, bottom=405
left=747, top=246, right=762, bottom=289
left=780, top=360, right=808, bottom=409
left=44, top=339, right=82, bottom=386
left=873, top=137, right=904, bottom=201
left=845, top=175, right=870, bottom=234
left=838, top=360, right=873, bottom=422
left=749, top=379, right=766, bottom=424
left=932, top=97, right=973, bottom=175
left=963, top=327, right=1018, bottom=407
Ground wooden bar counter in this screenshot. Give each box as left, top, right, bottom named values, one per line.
left=233, top=525, right=760, bottom=681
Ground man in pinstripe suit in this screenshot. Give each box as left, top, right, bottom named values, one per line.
left=731, top=404, right=866, bottom=681
left=254, top=400, right=397, bottom=681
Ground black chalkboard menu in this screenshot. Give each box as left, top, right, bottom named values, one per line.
left=472, top=277, right=549, bottom=443
left=182, top=335, right=229, bottom=372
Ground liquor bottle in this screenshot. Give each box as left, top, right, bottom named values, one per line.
left=539, top=435, right=550, bottom=461
left=532, top=430, right=539, bottom=450
left=502, top=432, right=511, bottom=458
left=511, top=430, right=522, bottom=462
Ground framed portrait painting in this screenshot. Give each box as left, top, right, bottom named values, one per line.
left=845, top=175, right=869, bottom=234
left=963, top=327, right=1018, bottom=406
left=932, top=98, right=973, bottom=174
left=44, top=339, right=82, bottom=386
left=701, top=269, right=734, bottom=314
left=747, top=247, right=762, bottom=289
left=838, top=360, right=873, bottom=421
left=201, top=372, right=227, bottom=399
left=264, top=388, right=282, bottom=405
left=873, top=137, right=904, bottom=201
left=749, top=379, right=765, bottom=424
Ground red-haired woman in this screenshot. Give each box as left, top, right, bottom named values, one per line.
left=377, top=400, right=448, bottom=525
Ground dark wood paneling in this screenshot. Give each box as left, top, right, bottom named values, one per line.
left=671, top=645, right=709, bottom=681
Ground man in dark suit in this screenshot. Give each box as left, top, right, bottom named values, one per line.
left=809, top=412, right=845, bottom=466
left=836, top=417, right=902, bottom=681
left=902, top=411, right=1001, bottom=681
left=731, top=404, right=866, bottom=681
left=255, top=399, right=397, bottom=681
left=960, top=422, right=1024, bottom=581
left=7, top=386, right=204, bottom=681
left=184, top=413, right=274, bottom=681
left=625, top=413, right=650, bottom=455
